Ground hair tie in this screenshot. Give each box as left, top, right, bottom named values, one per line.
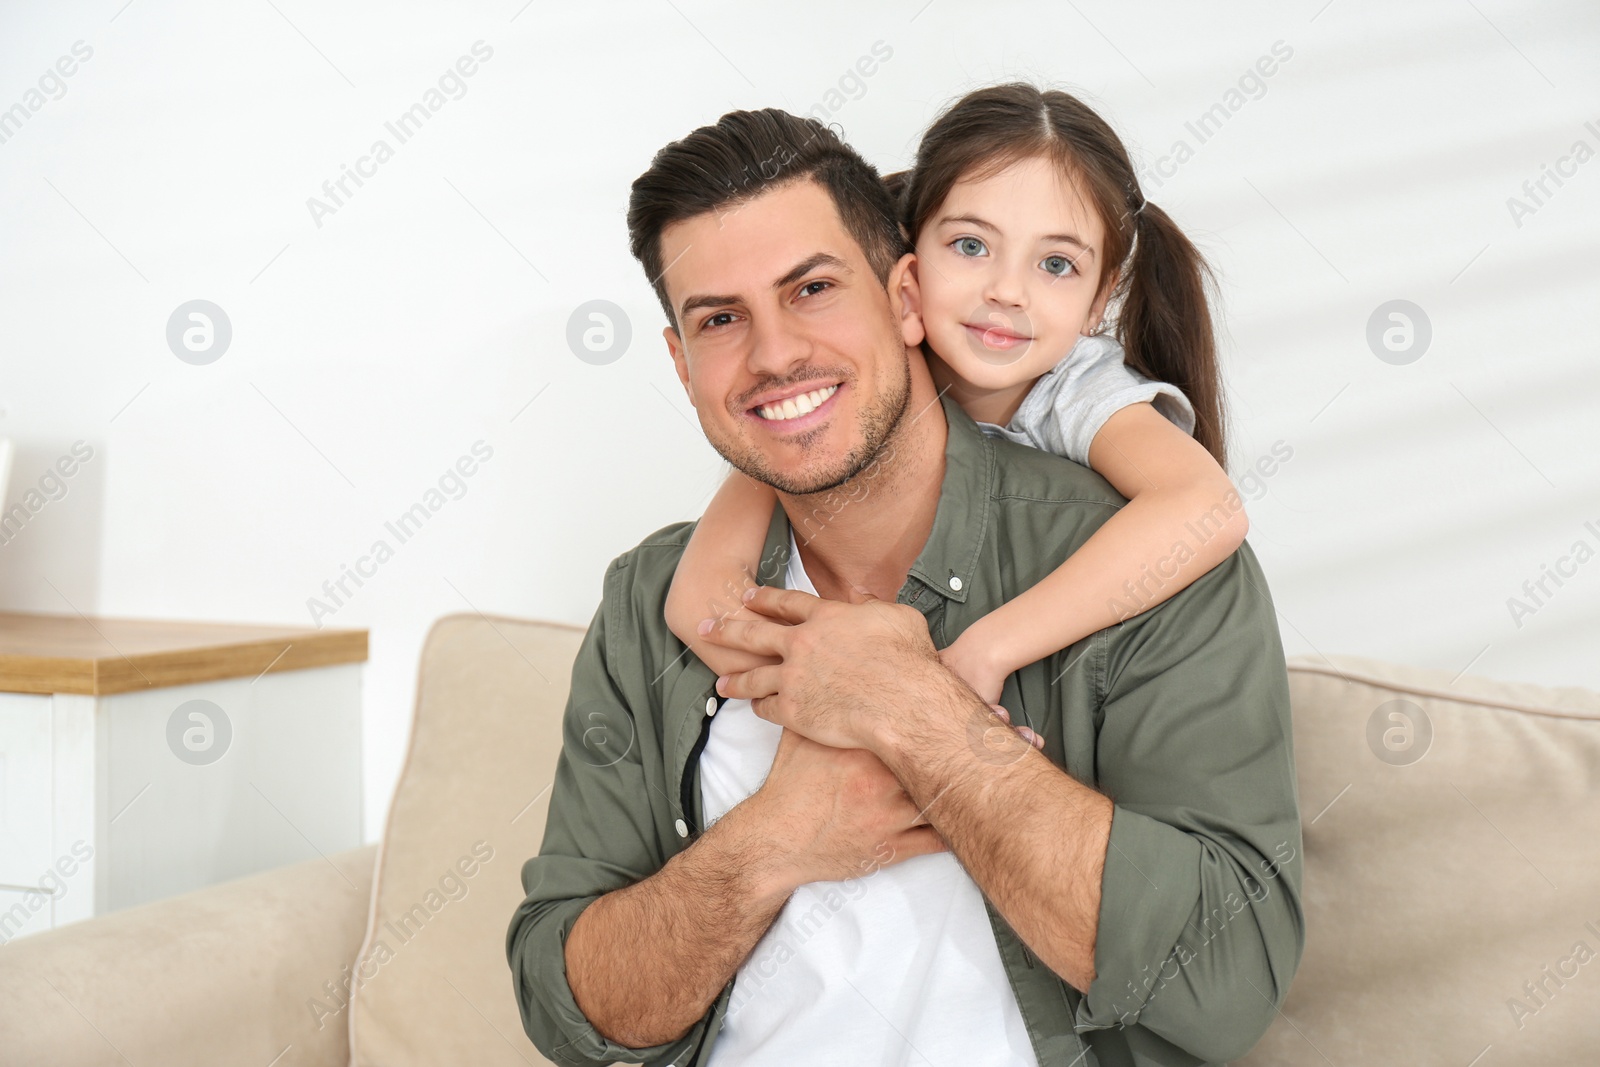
left=1130, top=194, right=1148, bottom=218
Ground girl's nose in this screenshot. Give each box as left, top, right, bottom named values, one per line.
left=981, top=259, right=1028, bottom=308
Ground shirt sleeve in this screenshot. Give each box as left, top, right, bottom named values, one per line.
left=1010, top=333, right=1197, bottom=466
left=504, top=568, right=715, bottom=1067
left=1070, top=541, right=1305, bottom=1064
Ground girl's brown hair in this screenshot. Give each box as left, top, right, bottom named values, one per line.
left=885, top=83, right=1227, bottom=465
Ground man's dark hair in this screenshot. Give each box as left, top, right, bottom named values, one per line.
left=627, top=109, right=909, bottom=329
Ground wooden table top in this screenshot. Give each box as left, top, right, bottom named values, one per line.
left=0, top=612, right=368, bottom=696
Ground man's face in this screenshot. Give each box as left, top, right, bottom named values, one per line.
left=659, top=178, right=923, bottom=497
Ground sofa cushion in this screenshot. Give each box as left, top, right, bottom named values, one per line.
left=349, top=614, right=583, bottom=1067
left=1240, top=654, right=1600, bottom=1064
left=0, top=843, right=376, bottom=1067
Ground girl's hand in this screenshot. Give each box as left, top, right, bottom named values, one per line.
left=988, top=703, right=1045, bottom=751
left=937, top=634, right=1008, bottom=705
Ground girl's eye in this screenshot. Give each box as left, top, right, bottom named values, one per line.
left=1041, top=254, right=1074, bottom=277
left=953, top=236, right=987, bottom=257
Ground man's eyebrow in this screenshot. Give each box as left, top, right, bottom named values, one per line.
left=678, top=252, right=853, bottom=324
left=773, top=251, right=852, bottom=289
left=937, top=212, right=1094, bottom=256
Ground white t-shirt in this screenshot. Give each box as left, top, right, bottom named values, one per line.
left=700, top=531, right=1039, bottom=1066
left=985, top=332, right=1196, bottom=464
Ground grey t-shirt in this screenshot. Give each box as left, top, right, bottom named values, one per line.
left=976, top=332, right=1196, bottom=465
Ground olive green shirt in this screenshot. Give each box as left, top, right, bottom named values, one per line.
left=507, top=394, right=1304, bottom=1066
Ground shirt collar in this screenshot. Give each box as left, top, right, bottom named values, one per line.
left=757, top=390, right=992, bottom=606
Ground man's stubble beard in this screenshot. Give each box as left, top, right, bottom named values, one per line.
left=706, top=349, right=913, bottom=501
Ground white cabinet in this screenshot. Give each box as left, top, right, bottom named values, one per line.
left=0, top=614, right=366, bottom=943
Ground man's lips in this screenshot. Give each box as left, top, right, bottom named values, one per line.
left=964, top=322, right=1033, bottom=350
left=745, top=382, right=843, bottom=432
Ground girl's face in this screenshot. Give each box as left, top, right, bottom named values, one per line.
left=913, top=154, right=1113, bottom=392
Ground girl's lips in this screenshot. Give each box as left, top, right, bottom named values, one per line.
left=746, top=382, right=844, bottom=434
left=964, top=322, right=1032, bottom=350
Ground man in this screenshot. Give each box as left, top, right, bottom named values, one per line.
left=507, top=108, right=1303, bottom=1067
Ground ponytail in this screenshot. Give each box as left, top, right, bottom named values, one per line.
left=881, top=168, right=912, bottom=204
left=881, top=169, right=913, bottom=244
left=1118, top=201, right=1226, bottom=465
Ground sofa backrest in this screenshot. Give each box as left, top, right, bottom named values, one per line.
left=352, top=613, right=1600, bottom=1065
left=348, top=613, right=582, bottom=1067
left=1242, top=655, right=1600, bottom=1064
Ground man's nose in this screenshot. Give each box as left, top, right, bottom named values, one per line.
left=744, top=308, right=815, bottom=380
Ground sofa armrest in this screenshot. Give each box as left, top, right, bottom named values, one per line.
left=0, top=844, right=377, bottom=1067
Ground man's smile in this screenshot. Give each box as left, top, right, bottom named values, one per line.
left=746, top=381, right=845, bottom=432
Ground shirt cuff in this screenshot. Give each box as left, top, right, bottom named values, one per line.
left=1073, top=805, right=1202, bottom=1032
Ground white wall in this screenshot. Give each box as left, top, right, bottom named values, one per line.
left=1, top=0, right=1596, bottom=841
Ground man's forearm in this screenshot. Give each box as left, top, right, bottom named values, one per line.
left=564, top=798, right=795, bottom=1049
left=872, top=663, right=1113, bottom=992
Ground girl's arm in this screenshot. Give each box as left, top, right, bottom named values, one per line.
left=666, top=469, right=784, bottom=677
left=940, top=402, right=1249, bottom=703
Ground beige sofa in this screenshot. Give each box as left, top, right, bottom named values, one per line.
left=3, top=613, right=1596, bottom=1065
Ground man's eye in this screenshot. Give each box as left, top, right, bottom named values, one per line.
left=953, top=236, right=987, bottom=257
left=703, top=312, right=736, bottom=331
left=798, top=280, right=832, bottom=298
left=1041, top=254, right=1075, bottom=277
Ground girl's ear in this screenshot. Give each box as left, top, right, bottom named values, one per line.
left=890, top=252, right=926, bottom=348
left=1084, top=268, right=1119, bottom=334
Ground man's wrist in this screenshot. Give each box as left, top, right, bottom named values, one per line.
left=867, top=653, right=986, bottom=772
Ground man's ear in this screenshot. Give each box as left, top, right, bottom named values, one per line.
left=889, top=252, right=925, bottom=349
left=1085, top=268, right=1119, bottom=334
left=663, top=325, right=696, bottom=408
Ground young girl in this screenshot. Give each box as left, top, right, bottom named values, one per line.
left=666, top=83, right=1246, bottom=706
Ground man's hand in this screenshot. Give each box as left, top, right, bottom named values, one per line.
left=699, top=582, right=1107, bottom=1000
left=697, top=584, right=951, bottom=751
left=747, top=727, right=949, bottom=889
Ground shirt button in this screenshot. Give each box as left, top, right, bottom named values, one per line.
left=705, top=696, right=717, bottom=716
left=674, top=818, right=688, bottom=838
left=948, top=575, right=964, bottom=592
